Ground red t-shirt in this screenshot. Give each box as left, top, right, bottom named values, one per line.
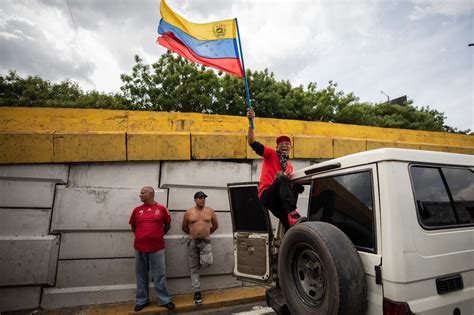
left=258, top=146, right=294, bottom=197
left=129, top=202, right=171, bottom=252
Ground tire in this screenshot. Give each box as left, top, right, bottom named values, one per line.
left=278, top=222, right=367, bottom=315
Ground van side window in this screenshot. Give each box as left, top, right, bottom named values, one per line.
left=308, top=171, right=375, bottom=252
left=411, top=166, right=474, bottom=228
left=442, top=168, right=474, bottom=224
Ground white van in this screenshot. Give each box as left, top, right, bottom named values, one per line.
left=227, top=148, right=473, bottom=314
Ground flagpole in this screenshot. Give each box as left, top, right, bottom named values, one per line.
left=235, top=18, right=254, bottom=129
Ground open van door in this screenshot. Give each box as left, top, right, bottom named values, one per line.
left=227, top=182, right=273, bottom=283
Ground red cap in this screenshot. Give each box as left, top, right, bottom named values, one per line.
left=276, top=135, right=291, bottom=145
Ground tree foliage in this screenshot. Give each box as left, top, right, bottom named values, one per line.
left=0, top=70, right=129, bottom=109
left=0, top=52, right=469, bottom=134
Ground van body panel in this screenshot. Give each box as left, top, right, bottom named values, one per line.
left=360, top=252, right=383, bottom=315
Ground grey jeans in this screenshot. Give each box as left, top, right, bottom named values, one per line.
left=188, top=239, right=213, bottom=292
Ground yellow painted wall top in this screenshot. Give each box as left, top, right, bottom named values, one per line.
left=0, top=107, right=472, bottom=163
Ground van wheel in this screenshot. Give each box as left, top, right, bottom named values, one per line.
left=278, top=222, right=366, bottom=315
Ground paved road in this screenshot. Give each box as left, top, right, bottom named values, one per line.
left=180, top=300, right=276, bottom=314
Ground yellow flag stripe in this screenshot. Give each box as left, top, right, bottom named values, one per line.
left=160, top=0, right=236, bottom=40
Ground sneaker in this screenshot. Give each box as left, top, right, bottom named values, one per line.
left=287, top=210, right=306, bottom=226
left=164, top=302, right=175, bottom=311
left=133, top=302, right=149, bottom=312
left=194, top=291, right=203, bottom=305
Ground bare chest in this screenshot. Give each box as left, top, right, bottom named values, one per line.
left=188, top=208, right=212, bottom=223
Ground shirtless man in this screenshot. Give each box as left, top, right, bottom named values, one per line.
left=182, top=191, right=219, bottom=305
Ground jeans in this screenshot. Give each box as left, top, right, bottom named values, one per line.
left=135, top=249, right=171, bottom=306
left=188, top=239, right=213, bottom=292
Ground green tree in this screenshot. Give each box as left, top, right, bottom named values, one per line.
left=120, top=53, right=222, bottom=112
left=0, top=70, right=129, bottom=109
left=1, top=54, right=469, bottom=134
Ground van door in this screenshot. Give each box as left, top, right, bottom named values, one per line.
left=227, top=182, right=273, bottom=282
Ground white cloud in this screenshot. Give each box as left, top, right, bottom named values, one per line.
left=409, top=0, right=473, bottom=20
left=0, top=0, right=472, bottom=130
left=0, top=32, right=20, bottom=40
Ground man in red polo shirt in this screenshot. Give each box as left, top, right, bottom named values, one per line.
left=129, top=186, right=175, bottom=312
left=247, top=109, right=305, bottom=230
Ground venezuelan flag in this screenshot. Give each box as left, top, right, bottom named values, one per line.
left=157, top=0, right=244, bottom=77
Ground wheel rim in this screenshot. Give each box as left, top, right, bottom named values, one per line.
left=291, top=245, right=326, bottom=308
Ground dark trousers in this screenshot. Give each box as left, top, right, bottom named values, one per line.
left=260, top=175, right=299, bottom=230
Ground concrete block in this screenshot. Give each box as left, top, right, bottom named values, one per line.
left=41, top=275, right=242, bottom=309
left=0, top=208, right=51, bottom=236
left=0, top=132, right=53, bottom=164
left=250, top=160, right=262, bottom=182
left=246, top=135, right=294, bottom=159
left=58, top=212, right=233, bottom=259
left=53, top=132, right=126, bottom=162
left=55, top=258, right=135, bottom=287
left=397, top=142, right=421, bottom=150
left=291, top=160, right=313, bottom=173
left=0, top=286, right=41, bottom=312
left=161, top=160, right=251, bottom=188
left=51, top=187, right=168, bottom=231
left=191, top=133, right=246, bottom=159
left=459, top=147, right=474, bottom=155
left=168, top=187, right=229, bottom=211
left=0, top=235, right=59, bottom=286
left=333, top=138, right=367, bottom=157
left=68, top=162, right=159, bottom=188
left=59, top=232, right=134, bottom=259
left=127, top=132, right=191, bottom=160
left=294, top=135, right=333, bottom=158
left=0, top=164, right=68, bottom=182
left=420, top=143, right=449, bottom=152
left=443, top=145, right=468, bottom=154
left=366, top=140, right=399, bottom=150
left=0, top=107, right=128, bottom=133
left=41, top=284, right=137, bottom=309
left=56, top=237, right=233, bottom=287
left=0, top=179, right=56, bottom=208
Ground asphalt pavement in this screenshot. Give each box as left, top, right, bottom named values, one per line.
left=180, top=300, right=275, bottom=315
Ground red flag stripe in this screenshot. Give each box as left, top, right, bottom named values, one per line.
left=157, top=33, right=244, bottom=77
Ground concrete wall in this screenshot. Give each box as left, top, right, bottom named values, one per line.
left=0, top=159, right=312, bottom=312
left=0, top=165, right=66, bottom=312
left=0, top=107, right=472, bottom=311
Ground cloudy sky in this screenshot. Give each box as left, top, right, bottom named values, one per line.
left=1, top=0, right=473, bottom=130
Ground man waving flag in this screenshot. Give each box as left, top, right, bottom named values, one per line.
left=157, top=0, right=244, bottom=77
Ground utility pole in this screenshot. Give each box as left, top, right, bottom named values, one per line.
left=380, top=90, right=390, bottom=102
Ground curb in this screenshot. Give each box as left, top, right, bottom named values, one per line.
left=35, top=286, right=266, bottom=314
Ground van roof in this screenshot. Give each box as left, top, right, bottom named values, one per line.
left=292, top=148, right=473, bottom=179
